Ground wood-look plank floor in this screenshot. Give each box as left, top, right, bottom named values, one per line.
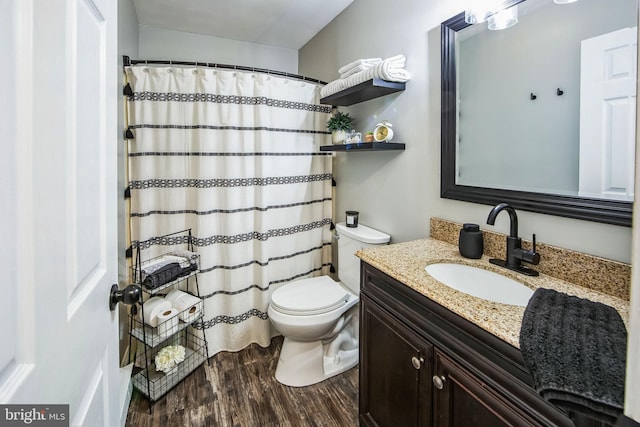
left=125, top=336, right=359, bottom=427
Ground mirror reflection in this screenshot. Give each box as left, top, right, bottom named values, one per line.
left=455, top=0, right=637, bottom=202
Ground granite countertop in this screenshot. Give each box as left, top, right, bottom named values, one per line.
left=356, top=238, right=630, bottom=349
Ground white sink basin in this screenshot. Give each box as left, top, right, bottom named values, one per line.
left=425, top=263, right=533, bottom=306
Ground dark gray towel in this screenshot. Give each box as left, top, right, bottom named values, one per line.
left=519, top=288, right=627, bottom=425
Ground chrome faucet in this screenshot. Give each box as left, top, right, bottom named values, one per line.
left=486, top=203, right=540, bottom=276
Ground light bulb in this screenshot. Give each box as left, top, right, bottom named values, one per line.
left=465, top=0, right=502, bottom=24
left=488, top=5, right=518, bottom=30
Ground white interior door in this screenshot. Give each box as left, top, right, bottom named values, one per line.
left=0, top=0, right=122, bottom=425
left=579, top=26, right=637, bottom=201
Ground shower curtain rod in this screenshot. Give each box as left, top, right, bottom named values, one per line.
left=123, top=55, right=327, bottom=85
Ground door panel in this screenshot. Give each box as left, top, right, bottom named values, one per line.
left=69, top=0, right=107, bottom=309
left=0, top=0, right=120, bottom=425
left=0, top=4, right=18, bottom=373
left=579, top=27, right=637, bottom=201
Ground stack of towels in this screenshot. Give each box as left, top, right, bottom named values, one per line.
left=320, top=54, right=411, bottom=99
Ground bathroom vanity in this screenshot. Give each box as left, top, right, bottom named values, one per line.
left=357, top=237, right=628, bottom=427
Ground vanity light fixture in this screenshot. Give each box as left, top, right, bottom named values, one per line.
left=465, top=5, right=493, bottom=24
left=465, top=0, right=519, bottom=30
left=554, top=0, right=579, bottom=4
left=488, top=5, right=518, bottom=30
left=465, top=0, right=498, bottom=24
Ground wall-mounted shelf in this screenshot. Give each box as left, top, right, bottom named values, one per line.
left=320, top=78, right=406, bottom=106
left=320, top=142, right=405, bottom=152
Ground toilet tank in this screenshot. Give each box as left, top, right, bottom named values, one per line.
left=335, top=222, right=390, bottom=293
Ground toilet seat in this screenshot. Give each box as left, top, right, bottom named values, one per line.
left=270, top=276, right=350, bottom=316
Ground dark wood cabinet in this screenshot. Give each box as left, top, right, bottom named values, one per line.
left=433, top=350, right=538, bottom=427
left=359, top=261, right=578, bottom=427
left=360, top=295, right=433, bottom=427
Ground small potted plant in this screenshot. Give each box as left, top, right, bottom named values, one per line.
left=364, top=132, right=374, bottom=143
left=327, top=111, right=355, bottom=144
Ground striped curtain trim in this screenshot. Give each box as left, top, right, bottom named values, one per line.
left=131, top=198, right=332, bottom=218
left=199, top=263, right=330, bottom=300
left=132, top=92, right=332, bottom=114
left=193, top=309, right=269, bottom=329
left=129, top=174, right=332, bottom=189
left=129, top=152, right=331, bottom=157
left=194, top=264, right=331, bottom=328
left=133, top=218, right=332, bottom=250
left=129, top=123, right=329, bottom=135
left=199, top=242, right=331, bottom=274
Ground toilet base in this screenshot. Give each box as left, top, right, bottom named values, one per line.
left=274, top=335, right=358, bottom=387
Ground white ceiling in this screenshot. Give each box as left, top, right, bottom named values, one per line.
left=132, top=0, right=353, bottom=50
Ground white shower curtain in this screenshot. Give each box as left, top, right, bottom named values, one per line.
left=124, top=64, right=333, bottom=355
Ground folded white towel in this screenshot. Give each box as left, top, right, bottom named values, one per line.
left=383, top=54, right=406, bottom=66
left=338, top=58, right=382, bottom=75
left=321, top=54, right=411, bottom=99
left=376, top=61, right=412, bottom=81
left=340, top=63, right=377, bottom=79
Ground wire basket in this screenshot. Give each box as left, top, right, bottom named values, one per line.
left=130, top=298, right=203, bottom=348
left=132, top=329, right=207, bottom=402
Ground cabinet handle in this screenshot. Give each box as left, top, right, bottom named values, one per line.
left=432, top=375, right=446, bottom=390
left=411, top=356, right=424, bottom=370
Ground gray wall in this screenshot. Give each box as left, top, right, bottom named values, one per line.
left=138, top=25, right=299, bottom=73
left=299, top=0, right=633, bottom=263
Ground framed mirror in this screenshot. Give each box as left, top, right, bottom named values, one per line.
left=441, top=0, right=636, bottom=227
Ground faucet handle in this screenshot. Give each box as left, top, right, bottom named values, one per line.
left=524, top=234, right=541, bottom=265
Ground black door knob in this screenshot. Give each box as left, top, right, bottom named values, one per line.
left=109, top=284, right=141, bottom=311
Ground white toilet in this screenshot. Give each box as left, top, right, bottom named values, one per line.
left=268, top=222, right=390, bottom=387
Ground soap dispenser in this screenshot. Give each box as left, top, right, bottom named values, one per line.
left=458, top=223, right=484, bottom=259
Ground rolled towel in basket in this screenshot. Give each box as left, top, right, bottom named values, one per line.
left=519, top=288, right=627, bottom=425
left=142, top=262, right=182, bottom=289
left=168, top=249, right=199, bottom=267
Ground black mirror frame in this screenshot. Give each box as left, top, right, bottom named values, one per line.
left=441, top=12, right=633, bottom=227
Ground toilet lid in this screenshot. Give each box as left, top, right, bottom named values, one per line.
left=270, top=276, right=351, bottom=316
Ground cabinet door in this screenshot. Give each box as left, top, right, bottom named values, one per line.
left=433, top=350, right=539, bottom=427
left=360, top=295, right=433, bottom=427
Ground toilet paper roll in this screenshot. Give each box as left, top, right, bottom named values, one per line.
left=166, top=289, right=203, bottom=323
left=143, top=297, right=172, bottom=327
left=165, top=289, right=187, bottom=307
left=156, top=308, right=179, bottom=339
left=179, top=300, right=203, bottom=323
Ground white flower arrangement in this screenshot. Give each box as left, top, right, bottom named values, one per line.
left=155, top=345, right=186, bottom=374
